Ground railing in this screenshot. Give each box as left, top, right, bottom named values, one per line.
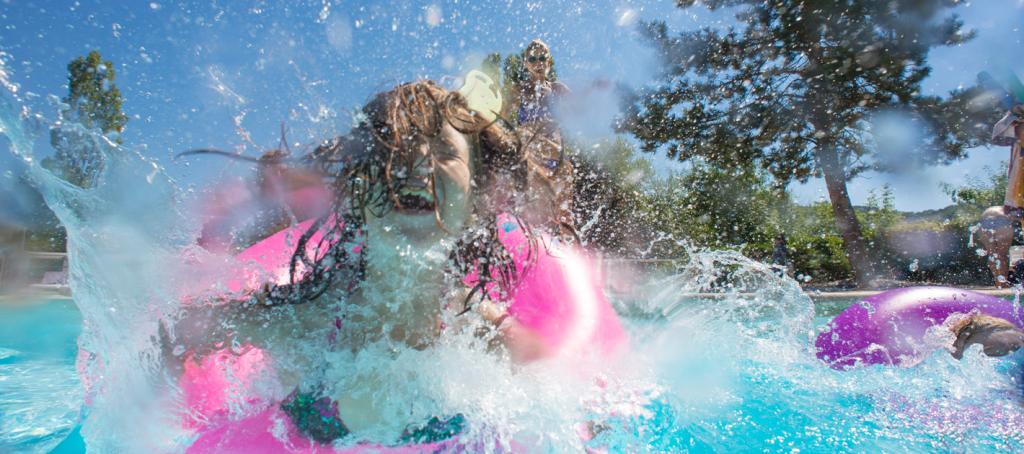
left=23, top=251, right=68, bottom=260
left=597, top=256, right=1020, bottom=300
left=0, top=250, right=69, bottom=295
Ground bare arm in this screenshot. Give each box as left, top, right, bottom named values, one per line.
left=950, top=314, right=1024, bottom=359
left=550, top=81, right=571, bottom=96
left=475, top=299, right=553, bottom=363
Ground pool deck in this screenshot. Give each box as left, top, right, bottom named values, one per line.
left=0, top=290, right=73, bottom=305
left=622, top=286, right=1020, bottom=300
left=803, top=287, right=1017, bottom=299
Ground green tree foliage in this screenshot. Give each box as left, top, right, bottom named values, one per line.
left=621, top=0, right=998, bottom=286
left=24, top=220, right=67, bottom=252
left=661, top=162, right=783, bottom=251
left=576, top=141, right=790, bottom=262
left=942, top=163, right=1008, bottom=216
left=63, top=51, right=128, bottom=135
left=859, top=186, right=900, bottom=243
left=45, top=50, right=128, bottom=188
left=572, top=138, right=993, bottom=286
left=784, top=186, right=900, bottom=282
left=784, top=201, right=851, bottom=282
left=482, top=53, right=503, bottom=84
left=11, top=174, right=67, bottom=252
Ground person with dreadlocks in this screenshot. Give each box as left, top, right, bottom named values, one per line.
left=165, top=80, right=568, bottom=446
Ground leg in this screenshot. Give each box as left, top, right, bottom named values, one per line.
left=977, top=206, right=1013, bottom=287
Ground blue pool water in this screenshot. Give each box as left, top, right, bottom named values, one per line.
left=0, top=298, right=83, bottom=453
left=4, top=296, right=1024, bottom=452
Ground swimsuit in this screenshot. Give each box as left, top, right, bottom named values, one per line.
left=281, top=390, right=465, bottom=445
left=518, top=98, right=553, bottom=125
left=515, top=82, right=574, bottom=233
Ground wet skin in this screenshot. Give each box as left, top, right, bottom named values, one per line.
left=169, top=117, right=548, bottom=436
left=951, top=313, right=1024, bottom=359
left=162, top=121, right=477, bottom=435
left=524, top=48, right=552, bottom=83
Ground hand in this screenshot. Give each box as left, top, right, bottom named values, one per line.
left=475, top=298, right=508, bottom=326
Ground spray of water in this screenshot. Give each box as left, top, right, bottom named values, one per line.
left=4, top=52, right=1024, bottom=452
left=0, top=57, right=652, bottom=451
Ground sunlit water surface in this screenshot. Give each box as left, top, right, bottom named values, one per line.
left=3, top=294, right=1024, bottom=452
left=0, top=298, right=82, bottom=453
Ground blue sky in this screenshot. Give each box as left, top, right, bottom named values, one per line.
left=0, top=0, right=1022, bottom=214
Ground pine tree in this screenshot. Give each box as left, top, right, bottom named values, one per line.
left=621, top=0, right=999, bottom=286
left=45, top=50, right=128, bottom=188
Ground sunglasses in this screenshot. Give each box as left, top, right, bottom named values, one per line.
left=526, top=55, right=548, bottom=63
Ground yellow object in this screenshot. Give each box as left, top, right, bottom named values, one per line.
left=458, top=70, right=501, bottom=123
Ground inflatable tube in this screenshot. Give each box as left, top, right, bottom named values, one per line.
left=179, top=213, right=625, bottom=451
left=482, top=214, right=627, bottom=358
left=815, top=286, right=1022, bottom=369
left=187, top=407, right=465, bottom=453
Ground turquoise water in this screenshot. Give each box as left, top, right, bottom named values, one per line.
left=0, top=298, right=83, bottom=453
left=4, top=296, right=1024, bottom=452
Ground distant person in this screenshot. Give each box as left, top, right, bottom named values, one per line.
left=771, top=233, right=791, bottom=277
left=505, top=39, right=574, bottom=237
left=996, top=106, right=1024, bottom=218
left=976, top=207, right=1014, bottom=287
left=976, top=106, right=1024, bottom=287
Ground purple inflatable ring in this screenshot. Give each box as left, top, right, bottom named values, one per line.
left=815, top=286, right=1022, bottom=369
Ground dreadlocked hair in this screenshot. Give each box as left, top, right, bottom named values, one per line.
left=262, top=80, right=535, bottom=311
left=447, top=215, right=541, bottom=314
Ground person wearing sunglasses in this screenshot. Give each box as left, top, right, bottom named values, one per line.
left=507, top=39, right=574, bottom=238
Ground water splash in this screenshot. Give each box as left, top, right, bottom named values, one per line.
left=4, top=54, right=1024, bottom=452
left=0, top=58, right=642, bottom=452
left=604, top=247, right=1024, bottom=450
left=1, top=56, right=197, bottom=451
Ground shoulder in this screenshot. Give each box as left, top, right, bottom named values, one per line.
left=550, top=81, right=570, bottom=95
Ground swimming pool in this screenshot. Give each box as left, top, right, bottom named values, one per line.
left=0, top=298, right=83, bottom=453
left=4, top=295, right=1023, bottom=452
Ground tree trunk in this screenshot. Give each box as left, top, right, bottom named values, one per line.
left=816, top=144, right=880, bottom=288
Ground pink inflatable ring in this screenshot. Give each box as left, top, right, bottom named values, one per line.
left=815, top=286, right=1022, bottom=369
